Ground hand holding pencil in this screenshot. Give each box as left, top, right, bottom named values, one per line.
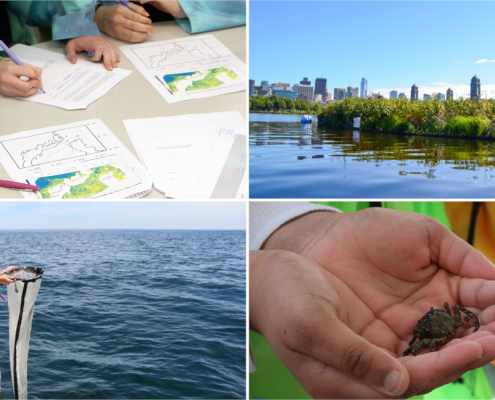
left=0, top=41, right=43, bottom=98
left=94, top=1, right=154, bottom=43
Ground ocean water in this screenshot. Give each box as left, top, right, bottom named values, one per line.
left=0, top=230, right=246, bottom=399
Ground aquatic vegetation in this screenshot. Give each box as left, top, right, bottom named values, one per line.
left=319, top=97, right=495, bottom=138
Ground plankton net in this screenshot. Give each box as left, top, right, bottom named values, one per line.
left=5, top=267, right=44, bottom=400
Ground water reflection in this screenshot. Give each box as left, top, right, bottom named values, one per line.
left=249, top=113, right=495, bottom=198
left=250, top=121, right=495, bottom=172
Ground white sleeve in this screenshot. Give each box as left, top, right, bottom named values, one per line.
left=249, top=201, right=342, bottom=250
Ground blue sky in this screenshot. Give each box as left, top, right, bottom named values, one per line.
left=250, top=1, right=495, bottom=99
left=0, top=202, right=246, bottom=230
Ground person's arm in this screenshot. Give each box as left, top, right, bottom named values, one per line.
left=140, top=0, right=246, bottom=33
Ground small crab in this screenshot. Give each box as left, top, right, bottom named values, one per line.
left=403, top=302, right=479, bottom=356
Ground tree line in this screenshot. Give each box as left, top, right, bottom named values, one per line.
left=250, top=94, right=322, bottom=114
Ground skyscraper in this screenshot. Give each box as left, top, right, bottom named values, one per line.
left=471, top=75, right=480, bottom=100
left=361, top=78, right=368, bottom=98
left=347, top=87, right=359, bottom=98
left=390, top=90, right=398, bottom=99
left=249, top=79, right=255, bottom=97
left=446, top=88, right=454, bottom=100
left=300, top=77, right=311, bottom=86
left=315, top=78, right=327, bottom=98
left=411, top=84, right=419, bottom=101
left=334, top=88, right=346, bottom=100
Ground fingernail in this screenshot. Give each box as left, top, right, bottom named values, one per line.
left=384, top=370, right=403, bottom=394
left=71, top=57, right=76, bottom=63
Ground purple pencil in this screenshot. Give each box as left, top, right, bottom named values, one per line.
left=0, top=40, right=45, bottom=94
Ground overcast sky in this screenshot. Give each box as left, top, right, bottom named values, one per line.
left=250, top=1, right=495, bottom=99
left=0, top=202, right=246, bottom=230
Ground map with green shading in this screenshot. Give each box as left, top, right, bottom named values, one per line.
left=35, top=164, right=126, bottom=199
left=164, top=67, right=238, bottom=93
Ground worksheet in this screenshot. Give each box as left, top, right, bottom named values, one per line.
left=123, top=111, right=246, bottom=199
left=120, top=35, right=246, bottom=103
left=11, top=45, right=132, bottom=110
left=0, top=120, right=152, bottom=199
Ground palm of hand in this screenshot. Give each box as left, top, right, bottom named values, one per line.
left=262, top=208, right=495, bottom=398
left=296, top=209, right=491, bottom=354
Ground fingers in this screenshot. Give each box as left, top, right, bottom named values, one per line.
left=402, top=336, right=495, bottom=396
left=67, top=37, right=120, bottom=71
left=458, top=278, right=495, bottom=310
left=289, top=355, right=396, bottom=399
left=65, top=40, right=79, bottom=64
left=120, top=27, right=151, bottom=42
left=127, top=1, right=151, bottom=18
left=97, top=45, right=119, bottom=71
left=427, top=218, right=495, bottom=280
left=284, top=311, right=409, bottom=397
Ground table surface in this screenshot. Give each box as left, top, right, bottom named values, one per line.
left=0, top=22, right=246, bottom=199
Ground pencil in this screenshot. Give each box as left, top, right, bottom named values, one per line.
left=0, top=40, right=45, bottom=94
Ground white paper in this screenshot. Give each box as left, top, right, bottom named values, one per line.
left=119, top=35, right=246, bottom=103
left=10, top=45, right=132, bottom=110
left=123, top=111, right=246, bottom=199
left=0, top=119, right=152, bottom=199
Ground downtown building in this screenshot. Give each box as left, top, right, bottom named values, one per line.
left=273, top=90, right=298, bottom=100
left=361, top=78, right=368, bottom=98
left=471, top=75, right=480, bottom=100
left=347, top=87, right=359, bottom=98
left=315, top=78, right=327, bottom=99
left=334, top=88, right=346, bottom=100
left=300, top=77, right=311, bottom=86
left=411, top=84, right=419, bottom=101
left=447, top=88, right=454, bottom=100
left=297, top=84, right=314, bottom=101
left=390, top=90, right=398, bottom=99
left=249, top=79, right=255, bottom=97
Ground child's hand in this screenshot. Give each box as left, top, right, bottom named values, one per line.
left=66, top=36, right=120, bottom=71
left=94, top=3, right=154, bottom=43
left=0, top=59, right=42, bottom=97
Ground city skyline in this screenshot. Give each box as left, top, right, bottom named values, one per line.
left=250, top=1, right=495, bottom=98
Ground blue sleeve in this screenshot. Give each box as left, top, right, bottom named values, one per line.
left=176, top=1, right=246, bottom=34
left=26, top=1, right=101, bottom=41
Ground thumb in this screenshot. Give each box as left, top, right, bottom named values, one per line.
left=287, top=314, right=409, bottom=396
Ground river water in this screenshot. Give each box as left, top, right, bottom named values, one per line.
left=249, top=113, right=495, bottom=198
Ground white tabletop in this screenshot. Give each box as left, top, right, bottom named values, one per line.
left=0, top=22, right=246, bottom=199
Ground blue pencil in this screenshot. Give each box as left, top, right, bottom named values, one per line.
left=119, top=0, right=132, bottom=10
